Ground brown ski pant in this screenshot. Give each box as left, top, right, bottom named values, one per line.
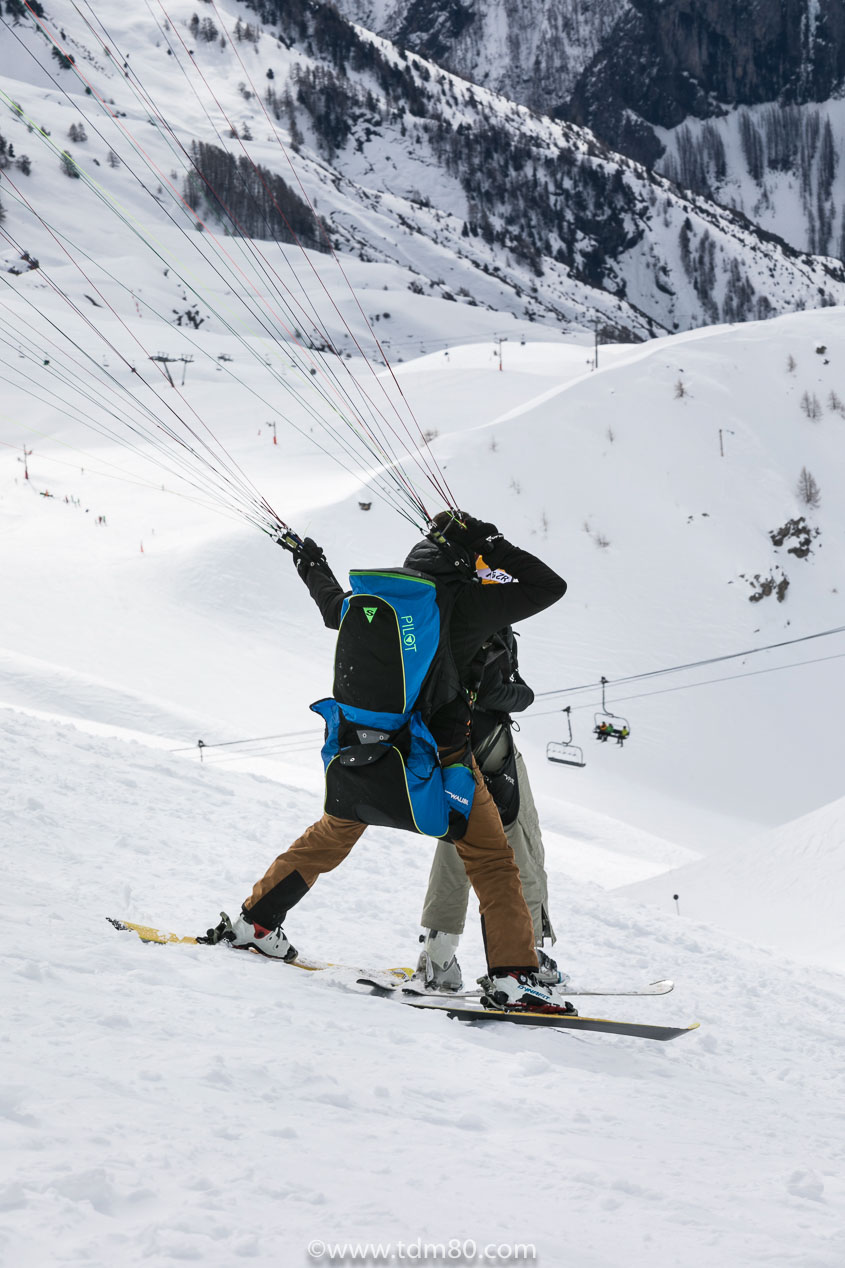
left=244, top=759, right=538, bottom=972
left=421, top=748, right=555, bottom=945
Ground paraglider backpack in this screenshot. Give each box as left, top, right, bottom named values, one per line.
left=310, top=568, right=477, bottom=839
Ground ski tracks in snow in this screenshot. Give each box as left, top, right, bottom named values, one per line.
left=3, top=708, right=845, bottom=1266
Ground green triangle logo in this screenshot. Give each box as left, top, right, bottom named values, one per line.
left=363, top=607, right=378, bottom=624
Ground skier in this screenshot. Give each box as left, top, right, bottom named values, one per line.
left=416, top=613, right=562, bottom=993
left=208, top=512, right=571, bottom=1012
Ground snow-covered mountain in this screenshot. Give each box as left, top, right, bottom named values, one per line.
left=340, top=0, right=845, bottom=263
left=3, top=0, right=845, bottom=342
left=335, top=0, right=629, bottom=111
left=566, top=0, right=845, bottom=260
left=566, top=0, right=845, bottom=164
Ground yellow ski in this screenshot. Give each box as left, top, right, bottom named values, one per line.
left=107, top=918, right=413, bottom=981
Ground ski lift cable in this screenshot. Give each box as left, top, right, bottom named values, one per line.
left=170, top=727, right=319, bottom=752
left=195, top=740, right=318, bottom=765
left=192, top=738, right=319, bottom=761
left=201, top=0, right=459, bottom=508
left=179, top=644, right=845, bottom=763
left=533, top=624, right=845, bottom=700
left=525, top=649, right=845, bottom=721
left=6, top=14, right=447, bottom=518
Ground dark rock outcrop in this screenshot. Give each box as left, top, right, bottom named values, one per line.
left=567, top=0, right=845, bottom=163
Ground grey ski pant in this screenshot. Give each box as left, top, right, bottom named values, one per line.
left=420, top=747, right=555, bottom=945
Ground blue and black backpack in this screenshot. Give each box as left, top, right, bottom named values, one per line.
left=310, top=567, right=477, bottom=839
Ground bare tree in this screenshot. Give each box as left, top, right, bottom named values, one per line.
left=800, top=391, right=822, bottom=420
left=796, top=466, right=821, bottom=508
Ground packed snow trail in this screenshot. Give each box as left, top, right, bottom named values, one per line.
left=3, top=707, right=845, bottom=1267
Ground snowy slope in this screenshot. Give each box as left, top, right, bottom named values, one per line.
left=366, top=314, right=845, bottom=837
left=4, top=706, right=845, bottom=1268
left=4, top=248, right=845, bottom=1268
left=625, top=794, right=845, bottom=971
left=3, top=303, right=845, bottom=836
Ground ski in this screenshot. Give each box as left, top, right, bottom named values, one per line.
left=361, top=984, right=698, bottom=1042
left=107, top=919, right=412, bottom=984
left=356, top=975, right=674, bottom=999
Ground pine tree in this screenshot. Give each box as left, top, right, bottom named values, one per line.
left=60, top=150, right=80, bottom=178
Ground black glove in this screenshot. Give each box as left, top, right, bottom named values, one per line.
left=432, top=513, right=500, bottom=553
left=464, top=518, right=502, bottom=552
left=293, top=536, right=327, bottom=579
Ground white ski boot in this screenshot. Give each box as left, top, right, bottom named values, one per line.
left=206, top=910, right=297, bottom=961
left=478, top=970, right=577, bottom=1014
left=414, top=929, right=463, bottom=992
left=535, top=947, right=570, bottom=987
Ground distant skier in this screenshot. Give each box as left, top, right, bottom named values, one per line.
left=207, top=512, right=572, bottom=1012
left=415, top=613, right=562, bottom=993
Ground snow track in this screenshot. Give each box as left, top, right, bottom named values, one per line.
left=3, top=707, right=845, bottom=1267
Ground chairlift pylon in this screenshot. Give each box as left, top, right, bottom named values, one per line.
left=547, top=706, right=585, bottom=768
left=594, top=676, right=631, bottom=746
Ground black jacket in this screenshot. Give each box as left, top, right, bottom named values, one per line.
left=300, top=533, right=565, bottom=748
left=471, top=627, right=534, bottom=750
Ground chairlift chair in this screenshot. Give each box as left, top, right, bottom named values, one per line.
left=593, top=676, right=631, bottom=745
left=546, top=707, right=585, bottom=768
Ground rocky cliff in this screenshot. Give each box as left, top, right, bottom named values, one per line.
left=567, top=0, right=845, bottom=163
